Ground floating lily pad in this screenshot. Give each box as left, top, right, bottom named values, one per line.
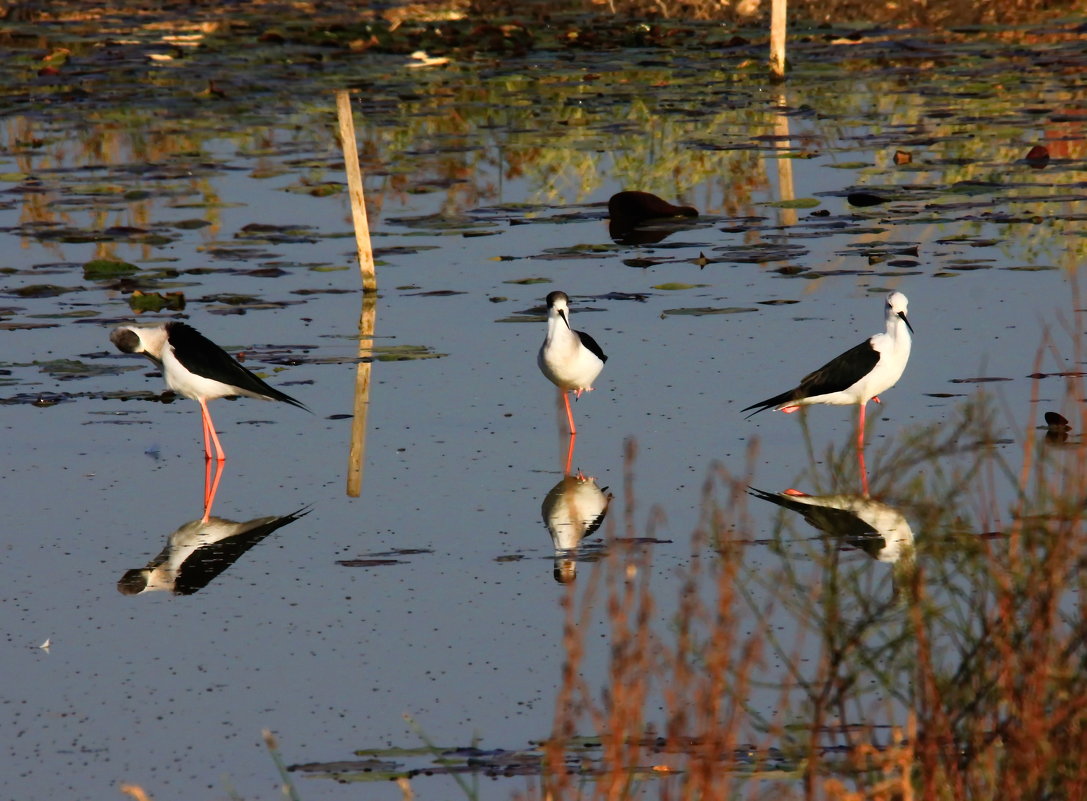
left=760, top=198, right=820, bottom=209
left=84, top=259, right=140, bottom=280
left=371, top=344, right=447, bottom=362
left=662, top=306, right=758, bottom=316
left=6, top=284, right=81, bottom=298
left=34, top=358, right=129, bottom=380
left=128, top=290, right=186, bottom=312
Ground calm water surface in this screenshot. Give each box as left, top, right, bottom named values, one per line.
left=1, top=19, right=1085, bottom=800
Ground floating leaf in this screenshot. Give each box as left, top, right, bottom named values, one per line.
left=370, top=344, right=447, bottom=362
left=6, top=284, right=81, bottom=298
left=652, top=282, right=706, bottom=290
left=662, top=306, right=758, bottom=316
left=760, top=198, right=820, bottom=209
left=83, top=259, right=140, bottom=280
left=128, top=290, right=186, bottom=312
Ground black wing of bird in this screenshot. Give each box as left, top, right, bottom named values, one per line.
left=748, top=488, right=879, bottom=540
left=174, top=508, right=310, bottom=595
left=742, top=339, right=879, bottom=417
left=166, top=322, right=308, bottom=410
left=577, top=330, right=608, bottom=363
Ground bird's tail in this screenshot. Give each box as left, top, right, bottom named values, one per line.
left=740, top=389, right=795, bottom=419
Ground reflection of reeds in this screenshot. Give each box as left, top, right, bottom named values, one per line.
left=533, top=371, right=1087, bottom=798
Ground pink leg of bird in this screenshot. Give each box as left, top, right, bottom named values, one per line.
left=562, top=391, right=577, bottom=436
left=564, top=432, right=576, bottom=476
left=780, top=405, right=801, bottom=414
left=199, top=397, right=226, bottom=462
left=857, top=401, right=868, bottom=451
left=858, top=444, right=870, bottom=496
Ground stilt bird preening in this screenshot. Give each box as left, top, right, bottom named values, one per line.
left=110, top=322, right=308, bottom=461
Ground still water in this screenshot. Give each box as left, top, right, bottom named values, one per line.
left=1, top=14, right=1085, bottom=800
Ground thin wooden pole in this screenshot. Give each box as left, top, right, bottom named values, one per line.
left=770, top=0, right=787, bottom=81
left=335, top=90, right=377, bottom=293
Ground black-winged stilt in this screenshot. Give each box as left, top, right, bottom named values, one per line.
left=538, top=291, right=607, bottom=435
left=110, top=321, right=308, bottom=461
left=742, top=291, right=913, bottom=449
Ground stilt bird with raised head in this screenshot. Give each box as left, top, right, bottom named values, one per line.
left=537, top=291, right=607, bottom=435
left=742, top=291, right=913, bottom=449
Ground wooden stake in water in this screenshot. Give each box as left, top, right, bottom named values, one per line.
left=335, top=90, right=376, bottom=293
left=770, top=0, right=787, bottom=81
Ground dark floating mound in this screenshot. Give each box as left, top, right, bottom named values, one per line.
left=608, top=190, right=699, bottom=245
left=1044, top=411, right=1070, bottom=429
left=607, top=190, right=698, bottom=222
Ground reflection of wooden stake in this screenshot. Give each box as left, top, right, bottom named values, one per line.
left=335, top=90, right=376, bottom=293
left=774, top=93, right=797, bottom=228
left=770, top=0, right=787, bottom=81
left=347, top=292, right=377, bottom=497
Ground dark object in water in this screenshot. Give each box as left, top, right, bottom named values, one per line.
left=847, top=192, right=888, bottom=207
left=608, top=190, right=698, bottom=244
left=1043, top=411, right=1071, bottom=445
left=1025, top=145, right=1050, bottom=169
left=1044, top=411, right=1070, bottom=429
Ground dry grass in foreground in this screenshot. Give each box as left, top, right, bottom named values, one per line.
left=529, top=389, right=1087, bottom=800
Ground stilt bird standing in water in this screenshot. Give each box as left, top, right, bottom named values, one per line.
left=111, top=322, right=308, bottom=461
left=537, top=291, right=607, bottom=435
left=742, top=291, right=913, bottom=450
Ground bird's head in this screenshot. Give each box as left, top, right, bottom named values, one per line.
left=110, top=325, right=167, bottom=363
left=886, top=292, right=914, bottom=334
left=545, top=290, right=572, bottom=326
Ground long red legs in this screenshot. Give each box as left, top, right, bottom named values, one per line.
left=857, top=401, right=867, bottom=451
left=561, top=390, right=577, bottom=436
left=198, top=397, right=226, bottom=462
left=858, top=445, right=870, bottom=496
left=563, top=431, right=577, bottom=476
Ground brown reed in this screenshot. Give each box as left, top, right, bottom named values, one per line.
left=530, top=307, right=1087, bottom=801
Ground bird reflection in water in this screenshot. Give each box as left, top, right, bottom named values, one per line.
left=749, top=487, right=915, bottom=565
left=117, top=507, right=309, bottom=596
left=541, top=470, right=612, bottom=583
